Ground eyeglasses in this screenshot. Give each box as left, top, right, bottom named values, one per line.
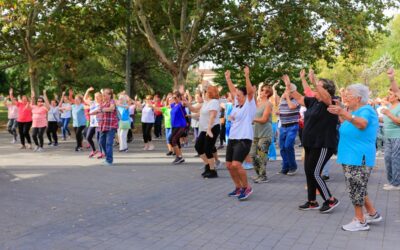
left=37, top=100, right=44, bottom=103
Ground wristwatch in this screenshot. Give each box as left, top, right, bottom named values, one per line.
left=350, top=114, right=355, bottom=123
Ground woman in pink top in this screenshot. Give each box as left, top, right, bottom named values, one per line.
left=9, top=88, right=33, bottom=149
left=4, top=89, right=19, bottom=143
left=31, top=90, right=50, bottom=152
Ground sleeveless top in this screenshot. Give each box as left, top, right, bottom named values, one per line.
left=253, top=101, right=273, bottom=139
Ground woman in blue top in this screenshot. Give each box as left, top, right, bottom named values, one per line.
left=169, top=91, right=187, bottom=164
left=328, top=83, right=382, bottom=232
left=117, top=94, right=131, bottom=152
left=71, top=95, right=87, bottom=152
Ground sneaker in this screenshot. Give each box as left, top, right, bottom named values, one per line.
left=319, top=198, right=340, bottom=213
left=143, top=144, right=149, bottom=150
left=365, top=212, right=383, bottom=224
left=172, top=157, right=185, bottom=164
left=53, top=142, right=58, bottom=147
left=383, top=183, right=391, bottom=188
left=217, top=145, right=224, bottom=150
left=254, top=176, right=269, bottom=183
left=238, top=187, right=253, bottom=201
left=277, top=170, right=288, bottom=175
left=102, top=161, right=113, bottom=166
left=48, top=142, right=53, bottom=146
left=11, top=138, right=17, bottom=144
left=27, top=144, right=32, bottom=149
left=251, top=175, right=259, bottom=181
left=201, top=165, right=210, bottom=177
left=89, top=151, right=98, bottom=158
left=148, top=144, right=155, bottom=151
left=166, top=151, right=173, bottom=156
left=97, top=153, right=105, bottom=159
left=33, top=146, right=39, bottom=152
left=299, top=201, right=320, bottom=211
left=75, top=147, right=83, bottom=152
left=243, top=162, right=253, bottom=170
left=37, top=147, right=44, bottom=152
left=19, top=145, right=26, bottom=150
left=342, top=218, right=370, bottom=232
left=228, top=188, right=242, bottom=197
left=322, top=175, right=330, bottom=181
left=383, top=184, right=400, bottom=191
left=119, top=148, right=128, bottom=153
left=203, top=169, right=218, bottom=178
left=215, top=160, right=223, bottom=169
left=287, top=169, right=298, bottom=176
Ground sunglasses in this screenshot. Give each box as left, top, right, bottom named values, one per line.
left=37, top=100, right=44, bottom=102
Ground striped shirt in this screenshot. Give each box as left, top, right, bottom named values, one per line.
left=279, top=98, right=300, bottom=125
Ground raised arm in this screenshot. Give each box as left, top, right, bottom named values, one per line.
left=300, top=69, right=312, bottom=96
left=327, top=102, right=368, bottom=129
left=225, top=70, right=237, bottom=97
left=309, top=69, right=332, bottom=106
left=282, top=74, right=303, bottom=108
left=59, top=91, right=65, bottom=108
left=388, top=68, right=400, bottom=97
left=84, top=87, right=94, bottom=104
left=43, top=90, right=50, bottom=110
left=244, top=66, right=254, bottom=101
left=9, top=88, right=14, bottom=100
left=30, top=89, right=35, bottom=106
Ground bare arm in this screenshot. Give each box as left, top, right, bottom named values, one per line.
left=388, top=68, right=400, bottom=97
left=225, top=70, right=237, bottom=97
left=43, top=90, right=50, bottom=110
left=327, top=105, right=368, bottom=129
left=382, top=108, right=400, bottom=125
left=253, top=103, right=272, bottom=124
left=282, top=74, right=300, bottom=109
left=244, top=66, right=254, bottom=101
left=309, top=69, right=332, bottom=106
left=300, top=69, right=312, bottom=93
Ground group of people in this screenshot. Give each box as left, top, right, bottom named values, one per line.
left=4, top=67, right=400, bottom=232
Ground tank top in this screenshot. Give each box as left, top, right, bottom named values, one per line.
left=253, top=102, right=273, bottom=138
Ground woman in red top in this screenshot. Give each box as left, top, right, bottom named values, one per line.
left=10, top=88, right=33, bottom=149
left=31, top=90, right=50, bottom=152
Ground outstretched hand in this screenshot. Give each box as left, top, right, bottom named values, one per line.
left=300, top=69, right=306, bottom=79
left=327, top=100, right=344, bottom=116
left=225, top=70, right=231, bottom=79
left=244, top=66, right=250, bottom=76
left=387, top=68, right=395, bottom=80
left=308, top=69, right=316, bottom=84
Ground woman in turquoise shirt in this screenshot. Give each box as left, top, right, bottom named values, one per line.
left=328, top=83, right=382, bottom=232
left=72, top=95, right=87, bottom=152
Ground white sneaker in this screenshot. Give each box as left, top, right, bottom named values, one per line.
left=143, top=144, right=149, bottom=150
left=215, top=160, right=224, bottom=169
left=383, top=184, right=400, bottom=191
left=342, top=218, right=370, bottom=232
left=33, top=146, right=39, bottom=152
left=365, top=212, right=383, bottom=224
left=148, top=144, right=155, bottom=151
left=383, top=183, right=391, bottom=188
left=37, top=147, right=44, bottom=152
left=11, top=139, right=17, bottom=144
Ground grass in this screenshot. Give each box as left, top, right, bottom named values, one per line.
left=0, top=103, right=7, bottom=128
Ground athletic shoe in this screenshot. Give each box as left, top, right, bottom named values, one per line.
left=33, top=146, right=39, bottom=152
left=383, top=183, right=391, bottom=188
left=319, top=197, right=340, bottom=213
left=143, top=144, right=149, bottom=150
left=89, top=151, right=98, bottom=158
left=148, top=144, right=155, bottom=151
left=53, top=142, right=59, bottom=147
left=238, top=187, right=253, bottom=201
left=299, top=201, right=320, bottom=211
left=217, top=145, right=224, bottom=150
left=19, top=145, right=26, bottom=149
left=383, top=184, right=400, bottom=191
left=251, top=175, right=259, bottom=181
left=201, top=165, right=210, bottom=177
left=254, top=176, right=269, bottom=183
left=342, top=218, right=370, bottom=232
left=27, top=144, right=32, bottom=149
left=228, top=188, right=242, bottom=197
left=97, top=153, right=105, bottom=159
left=277, top=170, right=288, bottom=175
left=102, top=161, right=113, bottom=166
left=215, top=160, right=223, bottom=169
left=365, top=212, right=383, bottom=224
left=48, top=142, right=53, bottom=146
left=322, top=175, right=330, bottom=181
left=166, top=151, right=173, bottom=156
left=172, top=157, right=185, bottom=164
left=243, top=162, right=253, bottom=170
left=37, top=147, right=44, bottom=152
left=11, top=139, right=17, bottom=144
left=119, top=148, right=128, bottom=153
left=203, top=169, right=218, bottom=178
left=287, top=169, right=298, bottom=176
left=75, top=147, right=83, bottom=152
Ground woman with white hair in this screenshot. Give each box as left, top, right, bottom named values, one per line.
left=117, top=93, right=131, bottom=152
left=328, top=83, right=382, bottom=232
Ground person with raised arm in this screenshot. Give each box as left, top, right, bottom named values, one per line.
left=224, top=66, right=257, bottom=201
left=4, top=88, right=19, bottom=143
left=58, top=90, right=72, bottom=140
left=45, top=90, right=60, bottom=146
left=85, top=87, right=104, bottom=158
left=268, top=81, right=280, bottom=161
left=31, top=90, right=49, bottom=152
left=284, top=69, right=340, bottom=213
left=10, top=88, right=33, bottom=149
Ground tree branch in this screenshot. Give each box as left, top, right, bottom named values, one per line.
left=0, top=60, right=26, bottom=70
left=167, top=0, right=179, bottom=51
left=180, top=0, right=188, bottom=45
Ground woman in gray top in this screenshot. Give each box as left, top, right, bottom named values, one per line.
left=250, top=84, right=273, bottom=183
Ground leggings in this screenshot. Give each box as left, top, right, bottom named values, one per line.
left=18, top=121, right=32, bottom=146
left=142, top=122, right=153, bottom=143
left=32, top=127, right=46, bottom=147
left=46, top=121, right=58, bottom=144
left=61, top=117, right=71, bottom=139
left=86, top=126, right=98, bottom=151
left=304, top=147, right=335, bottom=202
left=7, top=119, right=18, bottom=140
left=219, top=123, right=226, bottom=145
left=195, top=125, right=220, bottom=158
left=170, top=127, right=187, bottom=148
left=74, top=126, right=86, bottom=148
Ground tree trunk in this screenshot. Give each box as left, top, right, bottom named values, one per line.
left=125, top=0, right=132, bottom=96
left=28, top=58, right=39, bottom=96
left=173, top=67, right=188, bottom=91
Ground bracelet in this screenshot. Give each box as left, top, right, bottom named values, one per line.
left=349, top=114, right=355, bottom=123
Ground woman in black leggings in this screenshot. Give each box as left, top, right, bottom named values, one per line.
left=46, top=99, right=60, bottom=146
left=31, top=90, right=50, bottom=152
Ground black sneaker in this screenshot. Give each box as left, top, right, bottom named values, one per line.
left=53, top=142, right=58, bottom=147
left=172, top=157, right=185, bottom=164
left=299, top=201, right=320, bottom=211
left=201, top=165, right=210, bottom=177
left=203, top=169, right=218, bottom=178
left=48, top=142, right=53, bottom=146
left=277, top=170, right=288, bottom=175
left=322, top=175, right=330, bottom=181
left=166, top=151, right=173, bottom=156
left=287, top=169, right=298, bottom=176
left=320, top=198, right=340, bottom=213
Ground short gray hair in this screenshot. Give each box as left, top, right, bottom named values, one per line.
left=346, top=83, right=370, bottom=104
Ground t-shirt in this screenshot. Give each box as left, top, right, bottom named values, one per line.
left=60, top=103, right=72, bottom=118
left=337, top=105, right=378, bottom=167
left=32, top=105, right=48, bottom=128
left=141, top=105, right=155, bottom=123
left=383, top=104, right=400, bottom=138
left=253, top=102, right=273, bottom=138
left=117, top=106, right=130, bottom=121
left=161, top=107, right=172, bottom=128
left=16, top=102, right=32, bottom=122
left=199, top=99, right=220, bottom=132
left=279, top=98, right=300, bottom=125
left=302, top=97, right=338, bottom=149
left=89, top=101, right=100, bottom=127
left=229, top=97, right=257, bottom=140
left=7, top=104, right=18, bottom=119
left=170, top=102, right=187, bottom=128
left=48, top=106, right=60, bottom=122
left=72, top=104, right=86, bottom=127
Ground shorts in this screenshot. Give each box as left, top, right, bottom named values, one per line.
left=342, top=164, right=372, bottom=206
left=226, top=139, right=252, bottom=163
left=170, top=127, right=186, bottom=148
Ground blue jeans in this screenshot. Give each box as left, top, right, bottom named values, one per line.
left=268, top=122, right=277, bottom=160
left=384, top=138, right=400, bottom=186
left=61, top=118, right=71, bottom=139
left=165, top=128, right=172, bottom=144
left=100, top=129, right=116, bottom=164
left=279, top=124, right=299, bottom=172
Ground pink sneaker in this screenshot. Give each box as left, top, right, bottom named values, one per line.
left=89, top=151, right=98, bottom=158
left=97, top=153, right=105, bottom=159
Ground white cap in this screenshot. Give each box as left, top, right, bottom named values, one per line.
left=290, top=84, right=297, bottom=92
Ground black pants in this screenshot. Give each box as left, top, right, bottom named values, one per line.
left=74, top=126, right=86, bottom=148
left=86, top=126, right=97, bottom=151
left=304, top=147, right=335, bottom=201
left=299, top=127, right=303, bottom=145
left=219, top=123, right=226, bottom=146
left=18, top=121, right=32, bottom=146
left=47, top=121, right=58, bottom=144
left=154, top=115, right=163, bottom=137
left=32, top=127, right=46, bottom=147
left=195, top=125, right=220, bottom=159
left=142, top=123, right=153, bottom=143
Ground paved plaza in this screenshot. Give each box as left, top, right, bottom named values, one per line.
left=0, top=132, right=399, bottom=250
